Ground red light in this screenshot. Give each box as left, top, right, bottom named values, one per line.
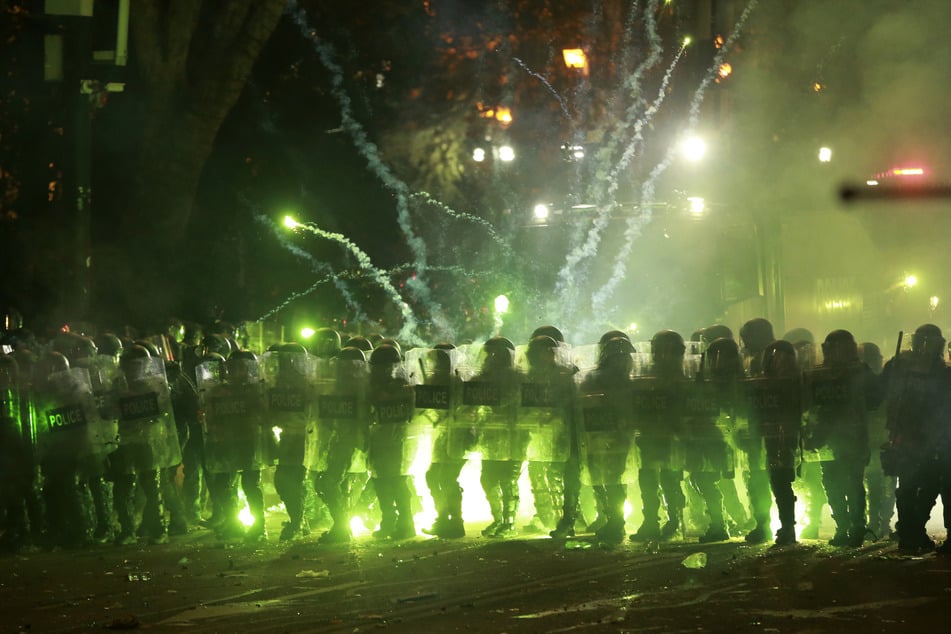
left=892, top=167, right=924, bottom=176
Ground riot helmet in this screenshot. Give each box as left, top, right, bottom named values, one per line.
left=201, top=333, right=232, bottom=359
left=821, top=330, right=858, bottom=366
left=702, top=324, right=734, bottom=346
left=527, top=335, right=559, bottom=369
left=705, top=337, right=744, bottom=379
left=227, top=350, right=258, bottom=384
left=531, top=325, right=565, bottom=344
left=95, top=333, right=123, bottom=359
left=337, top=346, right=367, bottom=363
left=344, top=335, right=373, bottom=353
left=119, top=344, right=152, bottom=383
left=911, top=324, right=944, bottom=360
left=597, top=336, right=635, bottom=375
left=134, top=339, right=162, bottom=359
left=311, top=328, right=342, bottom=359
left=858, top=342, right=883, bottom=374
left=739, top=318, right=775, bottom=354
left=378, top=338, right=402, bottom=356
left=35, top=351, right=70, bottom=388
left=651, top=330, right=686, bottom=373
left=369, top=343, right=402, bottom=366
left=481, top=336, right=515, bottom=373
left=761, top=340, right=799, bottom=377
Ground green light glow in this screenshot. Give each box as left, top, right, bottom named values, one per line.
left=283, top=215, right=300, bottom=229
left=494, top=294, right=510, bottom=314
left=300, top=327, right=316, bottom=339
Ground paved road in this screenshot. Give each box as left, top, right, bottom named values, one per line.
left=4, top=521, right=950, bottom=633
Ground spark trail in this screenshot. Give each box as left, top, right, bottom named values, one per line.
left=590, top=0, right=760, bottom=320
left=252, top=214, right=368, bottom=324
left=553, top=32, right=683, bottom=320
left=285, top=1, right=447, bottom=333
left=289, top=219, right=422, bottom=345
left=409, top=192, right=513, bottom=257
left=512, top=56, right=572, bottom=121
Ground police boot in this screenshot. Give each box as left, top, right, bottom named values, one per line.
left=774, top=491, right=797, bottom=546
left=587, top=486, right=610, bottom=533
left=695, top=473, right=729, bottom=543
left=661, top=507, right=684, bottom=541
left=243, top=471, right=268, bottom=544
left=438, top=487, right=466, bottom=539
left=482, top=482, right=504, bottom=537
left=392, top=479, right=417, bottom=541
left=140, top=470, right=169, bottom=545
left=494, top=496, right=519, bottom=538
left=276, top=465, right=306, bottom=541
left=745, top=470, right=772, bottom=544
left=596, top=485, right=626, bottom=545
left=91, top=477, right=115, bottom=543
left=113, top=474, right=138, bottom=545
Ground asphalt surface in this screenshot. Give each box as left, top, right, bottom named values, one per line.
left=3, top=518, right=950, bottom=634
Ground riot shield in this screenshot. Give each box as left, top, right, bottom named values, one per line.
left=115, top=357, right=182, bottom=470
left=262, top=350, right=317, bottom=466
left=577, top=372, right=635, bottom=485
left=803, top=365, right=867, bottom=461
left=518, top=371, right=573, bottom=463
left=406, top=347, right=465, bottom=465
left=744, top=376, right=802, bottom=470
left=368, top=381, right=421, bottom=477
left=630, top=376, right=685, bottom=471
left=454, top=376, right=521, bottom=461
left=681, top=379, right=733, bottom=475
left=37, top=368, right=118, bottom=464
left=305, top=357, right=368, bottom=473
left=198, top=358, right=270, bottom=473
left=0, top=359, right=26, bottom=480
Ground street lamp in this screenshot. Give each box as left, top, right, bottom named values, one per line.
left=498, top=145, right=515, bottom=162
left=687, top=197, right=705, bottom=215
left=681, top=136, right=706, bottom=162
left=472, top=147, right=486, bottom=162
left=533, top=204, right=550, bottom=221
left=818, top=147, right=832, bottom=163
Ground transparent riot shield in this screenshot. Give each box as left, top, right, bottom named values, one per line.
left=0, top=360, right=25, bottom=476
left=630, top=375, right=686, bottom=471
left=406, top=347, right=465, bottom=466
left=577, top=373, right=636, bottom=485
left=37, top=368, right=118, bottom=464
left=305, top=357, right=368, bottom=473
left=744, top=376, right=802, bottom=470
left=455, top=377, right=521, bottom=461
left=803, top=365, right=867, bottom=462
left=199, top=358, right=270, bottom=473
left=115, top=357, right=181, bottom=470
left=368, top=381, right=419, bottom=477
left=262, top=350, right=317, bottom=466
left=681, top=379, right=733, bottom=475
left=517, top=372, right=573, bottom=464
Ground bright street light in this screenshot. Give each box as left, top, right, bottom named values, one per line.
left=681, top=136, right=706, bottom=162
left=533, top=204, right=550, bottom=221
left=818, top=147, right=832, bottom=162
left=472, top=147, right=486, bottom=162
left=498, top=145, right=515, bottom=162
left=687, top=197, right=705, bottom=215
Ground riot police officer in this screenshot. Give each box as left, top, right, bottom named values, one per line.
left=859, top=341, right=894, bottom=539
left=882, top=324, right=948, bottom=553
left=419, top=344, right=467, bottom=538
left=579, top=336, right=635, bottom=545
left=630, top=331, right=687, bottom=542
left=198, top=350, right=272, bottom=543
left=112, top=345, right=182, bottom=545
left=785, top=327, right=827, bottom=540
left=311, top=346, right=370, bottom=544
left=468, top=337, right=522, bottom=537
left=367, top=344, right=418, bottom=540
left=266, top=342, right=318, bottom=541
left=748, top=340, right=803, bottom=545
left=0, top=354, right=31, bottom=551
left=804, top=330, right=880, bottom=547
left=519, top=335, right=576, bottom=535
left=738, top=318, right=777, bottom=544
